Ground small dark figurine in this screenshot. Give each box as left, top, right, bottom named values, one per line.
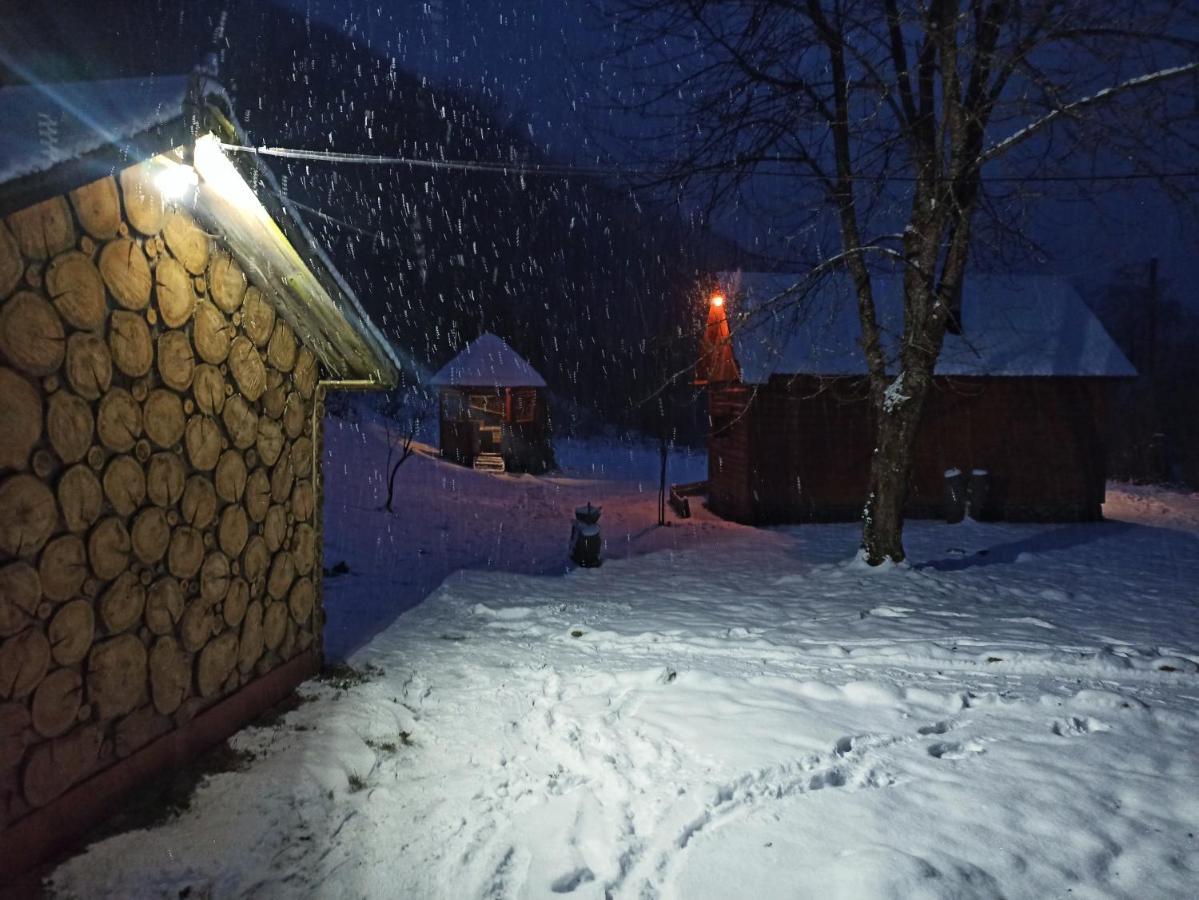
left=570, top=503, right=602, bottom=567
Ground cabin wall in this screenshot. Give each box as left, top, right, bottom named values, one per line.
left=438, top=386, right=553, bottom=473
left=0, top=161, right=325, bottom=866
left=710, top=376, right=1111, bottom=524
left=706, top=386, right=754, bottom=522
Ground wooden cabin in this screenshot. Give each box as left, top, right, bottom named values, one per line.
left=698, top=272, right=1135, bottom=524
left=0, top=72, right=398, bottom=876
left=430, top=333, right=552, bottom=474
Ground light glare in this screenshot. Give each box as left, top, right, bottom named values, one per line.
left=155, top=163, right=198, bottom=200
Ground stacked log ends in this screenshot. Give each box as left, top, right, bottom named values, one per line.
left=0, top=563, right=40, bottom=637
left=241, top=536, right=270, bottom=597
left=222, top=395, right=258, bottom=450
left=99, top=240, right=152, bottom=311
left=209, top=252, right=247, bottom=314
left=69, top=176, right=121, bottom=241
left=64, top=333, right=112, bottom=400
left=99, top=572, right=144, bottom=634
left=118, top=160, right=166, bottom=236
left=262, top=600, right=287, bottom=650
left=156, top=331, right=195, bottom=393
left=241, top=287, right=274, bottom=347
left=0, top=154, right=325, bottom=827
left=38, top=535, right=87, bottom=603
left=145, top=453, right=185, bottom=508
left=154, top=257, right=194, bottom=328
left=238, top=601, right=264, bottom=674
left=191, top=363, right=226, bottom=417
left=102, top=455, right=145, bottom=517
left=196, top=632, right=238, bottom=698
left=163, top=209, right=209, bottom=275
left=193, top=302, right=230, bottom=365
left=31, top=669, right=83, bottom=738
left=6, top=198, right=74, bottom=260
left=45, top=252, right=105, bottom=331
left=97, top=388, right=142, bottom=452
left=58, top=465, right=103, bottom=532
left=288, top=577, right=314, bottom=625
left=46, top=391, right=94, bottom=466
left=87, top=635, right=146, bottom=719
left=145, top=578, right=184, bottom=636
left=88, top=518, right=130, bottom=581
left=185, top=416, right=222, bottom=471
left=228, top=337, right=266, bottom=402
left=0, top=292, right=65, bottom=376
left=0, top=368, right=42, bottom=469
left=48, top=600, right=93, bottom=666
left=294, top=349, right=318, bottom=400
left=0, top=222, right=23, bottom=298
left=108, top=311, right=153, bottom=377
left=0, top=476, right=57, bottom=558
left=244, top=469, right=271, bottom=523
left=149, top=636, right=190, bottom=714
left=144, top=389, right=186, bottom=447
left=267, top=320, right=298, bottom=373
left=224, top=578, right=249, bottom=628
left=182, top=475, right=217, bottom=529
left=214, top=450, right=247, bottom=503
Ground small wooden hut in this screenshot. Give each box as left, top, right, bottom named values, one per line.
left=0, top=71, right=397, bottom=876
left=430, top=333, right=552, bottom=473
left=698, top=272, right=1135, bottom=524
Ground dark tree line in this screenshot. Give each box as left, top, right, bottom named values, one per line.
left=2, top=0, right=734, bottom=443
left=1088, top=263, right=1199, bottom=488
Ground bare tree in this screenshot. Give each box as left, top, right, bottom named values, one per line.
left=378, top=391, right=430, bottom=513
left=601, top=0, right=1199, bottom=563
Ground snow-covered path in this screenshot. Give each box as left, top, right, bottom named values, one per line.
left=48, top=428, right=1199, bottom=898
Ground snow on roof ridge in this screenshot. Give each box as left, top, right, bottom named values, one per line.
left=0, top=73, right=235, bottom=186
left=428, top=333, right=547, bottom=388
left=718, top=271, right=1136, bottom=382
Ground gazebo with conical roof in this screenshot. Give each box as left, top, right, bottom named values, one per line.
left=429, top=333, right=553, bottom=473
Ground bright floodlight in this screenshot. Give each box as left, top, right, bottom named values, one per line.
left=711, top=293, right=725, bottom=308
left=156, top=163, right=198, bottom=200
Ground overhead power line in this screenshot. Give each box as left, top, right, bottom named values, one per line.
left=221, top=142, right=1199, bottom=184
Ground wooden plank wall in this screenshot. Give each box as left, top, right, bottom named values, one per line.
left=707, top=376, right=1112, bottom=524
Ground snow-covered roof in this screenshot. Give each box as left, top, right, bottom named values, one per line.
left=429, top=333, right=547, bottom=388
left=0, top=75, right=226, bottom=186
left=721, top=272, right=1136, bottom=382
left=0, top=73, right=400, bottom=388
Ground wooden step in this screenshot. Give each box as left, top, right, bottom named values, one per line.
left=473, top=452, right=506, bottom=473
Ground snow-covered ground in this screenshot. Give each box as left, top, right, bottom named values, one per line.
left=48, top=420, right=1199, bottom=899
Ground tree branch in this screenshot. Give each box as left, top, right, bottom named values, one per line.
left=980, top=61, right=1199, bottom=164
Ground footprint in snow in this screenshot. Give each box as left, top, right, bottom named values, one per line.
left=917, top=720, right=953, bottom=736
left=1052, top=716, right=1111, bottom=737
left=927, top=740, right=985, bottom=760
left=550, top=867, right=596, bottom=893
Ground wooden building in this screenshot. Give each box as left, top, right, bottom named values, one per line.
left=698, top=272, right=1135, bottom=525
left=430, top=333, right=552, bottom=473
left=0, top=72, right=398, bottom=875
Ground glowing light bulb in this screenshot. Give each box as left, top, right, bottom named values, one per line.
left=711, top=293, right=725, bottom=308
left=156, top=163, right=198, bottom=200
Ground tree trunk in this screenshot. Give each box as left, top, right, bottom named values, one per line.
left=860, top=370, right=932, bottom=565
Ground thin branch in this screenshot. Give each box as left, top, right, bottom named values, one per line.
left=980, top=61, right=1199, bottom=164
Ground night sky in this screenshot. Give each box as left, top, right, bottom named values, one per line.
left=276, top=0, right=1198, bottom=303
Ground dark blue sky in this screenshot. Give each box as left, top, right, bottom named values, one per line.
left=280, top=0, right=1196, bottom=301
